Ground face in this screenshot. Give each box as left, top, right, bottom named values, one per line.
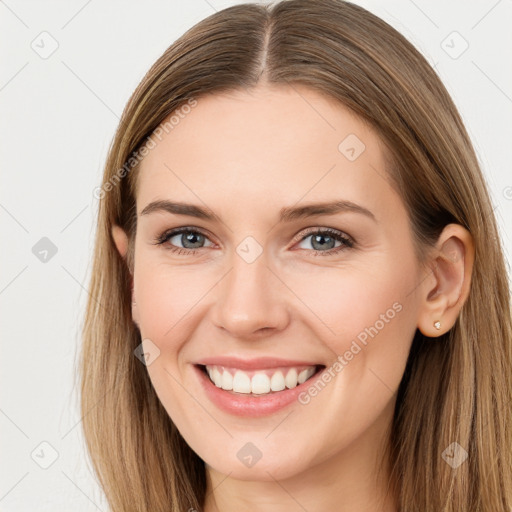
left=128, top=85, right=425, bottom=482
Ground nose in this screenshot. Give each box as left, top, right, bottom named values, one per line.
left=211, top=250, right=290, bottom=339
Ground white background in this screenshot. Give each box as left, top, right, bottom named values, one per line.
left=1, top=0, right=511, bottom=510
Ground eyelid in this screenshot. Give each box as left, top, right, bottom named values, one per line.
left=291, top=226, right=354, bottom=246
left=153, top=226, right=214, bottom=246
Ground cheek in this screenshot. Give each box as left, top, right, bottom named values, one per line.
left=288, top=259, right=414, bottom=345
left=134, top=247, right=418, bottom=353
left=134, top=262, right=208, bottom=341
left=286, top=256, right=418, bottom=403
left=133, top=263, right=205, bottom=422
left=131, top=247, right=419, bottom=475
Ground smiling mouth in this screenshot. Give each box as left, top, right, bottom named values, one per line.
left=198, top=364, right=325, bottom=396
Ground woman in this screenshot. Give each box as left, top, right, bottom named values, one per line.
left=80, top=0, right=512, bottom=510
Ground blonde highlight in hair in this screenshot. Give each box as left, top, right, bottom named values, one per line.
left=79, top=1, right=512, bottom=510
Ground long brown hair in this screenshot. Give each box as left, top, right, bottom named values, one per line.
left=79, top=1, right=512, bottom=510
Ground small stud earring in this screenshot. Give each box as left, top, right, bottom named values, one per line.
left=434, top=320, right=441, bottom=330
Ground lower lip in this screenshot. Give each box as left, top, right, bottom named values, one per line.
left=194, top=364, right=322, bottom=417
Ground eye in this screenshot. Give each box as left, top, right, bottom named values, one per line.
left=154, top=227, right=214, bottom=255
left=153, top=226, right=354, bottom=257
left=294, top=227, right=354, bottom=256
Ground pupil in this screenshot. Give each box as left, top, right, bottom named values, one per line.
left=313, top=234, right=334, bottom=250
left=183, top=232, right=203, bottom=248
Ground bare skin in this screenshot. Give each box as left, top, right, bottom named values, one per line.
left=112, top=84, right=474, bottom=512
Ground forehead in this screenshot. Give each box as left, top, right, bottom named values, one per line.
left=135, top=85, right=396, bottom=219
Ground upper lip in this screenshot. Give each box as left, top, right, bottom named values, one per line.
left=195, top=356, right=323, bottom=370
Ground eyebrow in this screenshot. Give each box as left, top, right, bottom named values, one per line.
left=140, top=199, right=376, bottom=223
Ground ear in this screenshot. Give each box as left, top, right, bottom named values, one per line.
left=112, top=224, right=129, bottom=259
left=112, top=225, right=139, bottom=326
left=417, top=223, right=475, bottom=337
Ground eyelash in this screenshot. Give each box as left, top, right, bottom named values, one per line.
left=153, top=226, right=355, bottom=257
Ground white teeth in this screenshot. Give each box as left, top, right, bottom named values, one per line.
left=298, top=367, right=315, bottom=384
left=205, top=365, right=318, bottom=395
left=251, top=373, right=270, bottom=394
left=232, top=371, right=252, bottom=393
left=212, top=367, right=222, bottom=387
left=270, top=371, right=286, bottom=391
left=221, top=370, right=233, bottom=390
left=285, top=368, right=298, bottom=389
